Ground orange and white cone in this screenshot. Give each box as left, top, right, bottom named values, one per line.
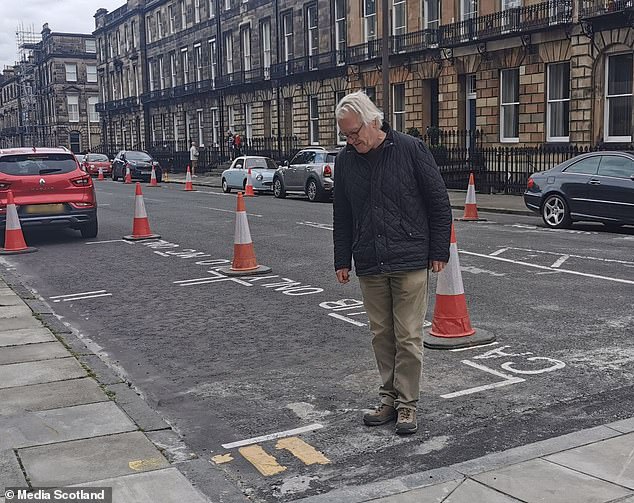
left=0, top=191, right=37, bottom=254
left=424, top=224, right=495, bottom=349
left=218, top=192, right=271, bottom=276
left=123, top=183, right=161, bottom=241
left=124, top=166, right=132, bottom=184
left=184, top=166, right=194, bottom=191
left=97, top=166, right=104, bottom=181
left=149, top=165, right=159, bottom=187
left=244, top=169, right=255, bottom=197
left=456, top=172, right=486, bottom=221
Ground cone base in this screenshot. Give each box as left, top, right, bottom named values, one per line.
left=455, top=217, right=487, bottom=222
left=123, top=233, right=161, bottom=241
left=0, top=246, right=37, bottom=255
left=423, top=327, right=496, bottom=350
left=184, top=186, right=194, bottom=192
left=147, top=184, right=161, bottom=187
left=218, top=264, right=272, bottom=276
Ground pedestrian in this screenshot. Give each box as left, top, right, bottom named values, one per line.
left=233, top=132, right=242, bottom=158
left=226, top=129, right=234, bottom=160
left=189, top=141, right=199, bottom=177
left=333, top=91, right=452, bottom=435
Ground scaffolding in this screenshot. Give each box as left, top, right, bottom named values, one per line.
left=15, top=23, right=41, bottom=146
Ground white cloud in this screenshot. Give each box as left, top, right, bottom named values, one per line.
left=1, top=0, right=124, bottom=69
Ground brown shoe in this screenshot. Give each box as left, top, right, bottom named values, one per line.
left=363, top=404, right=397, bottom=426
left=395, top=408, right=417, bottom=435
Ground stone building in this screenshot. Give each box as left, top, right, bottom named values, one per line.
left=93, top=0, right=633, bottom=161
left=0, top=24, right=100, bottom=152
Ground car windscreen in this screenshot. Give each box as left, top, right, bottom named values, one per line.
left=0, top=154, right=78, bottom=176
left=326, top=153, right=337, bottom=163
left=247, top=158, right=277, bottom=169
left=314, top=153, right=329, bottom=163
left=87, top=154, right=109, bottom=162
left=126, top=152, right=152, bottom=161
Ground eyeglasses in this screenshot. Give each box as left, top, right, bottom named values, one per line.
left=339, top=123, right=365, bottom=140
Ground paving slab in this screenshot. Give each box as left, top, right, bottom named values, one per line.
left=38, top=313, right=72, bottom=334
left=0, top=401, right=136, bottom=450
left=0, top=294, right=24, bottom=306
left=0, top=358, right=85, bottom=389
left=74, top=467, right=208, bottom=503
left=175, top=458, right=251, bottom=503
left=106, top=383, right=169, bottom=432
left=145, top=430, right=196, bottom=463
left=54, top=333, right=93, bottom=355
left=366, top=480, right=460, bottom=502
left=545, top=433, right=634, bottom=490
left=0, top=327, right=56, bottom=347
left=77, top=354, right=123, bottom=385
left=0, top=378, right=107, bottom=416
left=608, top=418, right=634, bottom=434
left=0, top=449, right=28, bottom=490
left=23, top=299, right=54, bottom=314
left=0, top=316, right=41, bottom=332
left=0, top=341, right=69, bottom=365
left=20, top=431, right=169, bottom=486
left=443, top=479, right=523, bottom=503
left=0, top=305, right=32, bottom=318
left=472, top=458, right=631, bottom=503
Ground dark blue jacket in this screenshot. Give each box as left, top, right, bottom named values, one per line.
left=333, top=124, right=452, bottom=276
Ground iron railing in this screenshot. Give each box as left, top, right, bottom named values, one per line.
left=392, top=29, right=439, bottom=53
left=579, top=0, right=634, bottom=17
left=270, top=51, right=342, bottom=79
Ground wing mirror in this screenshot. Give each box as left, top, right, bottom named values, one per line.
left=283, top=160, right=289, bottom=166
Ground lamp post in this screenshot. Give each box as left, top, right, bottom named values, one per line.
left=381, top=0, right=390, bottom=121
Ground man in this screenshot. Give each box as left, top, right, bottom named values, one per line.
left=333, top=91, right=452, bottom=435
left=189, top=141, right=199, bottom=177
left=226, top=129, right=235, bottom=160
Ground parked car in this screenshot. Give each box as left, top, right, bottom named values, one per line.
left=111, top=150, right=162, bottom=182
left=273, top=147, right=338, bottom=202
left=83, top=153, right=112, bottom=177
left=221, top=156, right=277, bottom=193
left=75, top=154, right=85, bottom=165
left=0, top=147, right=98, bottom=238
left=524, top=151, right=634, bottom=229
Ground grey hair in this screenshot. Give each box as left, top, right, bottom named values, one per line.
left=335, top=91, right=384, bottom=126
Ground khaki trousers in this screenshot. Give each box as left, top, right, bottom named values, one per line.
left=359, top=269, right=429, bottom=411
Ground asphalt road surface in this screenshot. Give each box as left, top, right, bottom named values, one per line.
left=3, top=180, right=634, bottom=501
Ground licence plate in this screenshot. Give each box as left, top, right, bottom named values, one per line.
left=23, top=204, right=65, bottom=215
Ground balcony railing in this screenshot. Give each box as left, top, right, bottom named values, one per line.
left=270, top=51, right=343, bottom=79
left=579, top=0, right=633, bottom=17
left=100, top=96, right=139, bottom=112
left=347, top=40, right=383, bottom=64
left=440, top=1, right=573, bottom=47
left=392, top=29, right=439, bottom=53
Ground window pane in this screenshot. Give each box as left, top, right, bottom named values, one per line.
left=564, top=157, right=600, bottom=175
left=501, top=69, right=518, bottom=103
left=365, top=0, right=376, bottom=15
left=548, top=63, right=569, bottom=100
left=598, top=156, right=634, bottom=178
left=608, top=96, right=632, bottom=137
left=503, top=105, right=517, bottom=138
left=549, top=101, right=569, bottom=138
left=608, top=54, right=633, bottom=95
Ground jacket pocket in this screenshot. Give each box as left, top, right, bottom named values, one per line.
left=400, top=218, right=426, bottom=239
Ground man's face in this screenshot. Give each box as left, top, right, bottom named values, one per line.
left=337, top=112, right=379, bottom=154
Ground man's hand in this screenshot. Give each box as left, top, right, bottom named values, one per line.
left=336, top=268, right=350, bottom=284
left=429, top=260, right=447, bottom=273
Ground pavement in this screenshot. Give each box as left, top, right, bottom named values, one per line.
left=163, top=172, right=534, bottom=216
left=1, top=182, right=633, bottom=503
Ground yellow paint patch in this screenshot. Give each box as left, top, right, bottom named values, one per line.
left=128, top=457, right=165, bottom=471
left=211, top=453, right=234, bottom=464
left=239, top=445, right=287, bottom=476
left=276, top=437, right=331, bottom=465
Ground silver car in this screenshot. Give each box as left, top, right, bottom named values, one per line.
left=273, top=147, right=338, bottom=202
left=221, top=156, right=278, bottom=193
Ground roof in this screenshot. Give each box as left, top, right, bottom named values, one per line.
left=0, top=147, right=72, bottom=156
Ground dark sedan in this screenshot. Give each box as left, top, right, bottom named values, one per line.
left=111, top=150, right=162, bottom=182
left=524, top=151, right=634, bottom=229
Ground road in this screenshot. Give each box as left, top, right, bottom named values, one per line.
left=3, top=180, right=634, bottom=502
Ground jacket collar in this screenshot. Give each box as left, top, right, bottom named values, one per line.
left=345, top=121, right=396, bottom=154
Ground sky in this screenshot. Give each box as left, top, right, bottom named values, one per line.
left=1, top=0, right=124, bottom=70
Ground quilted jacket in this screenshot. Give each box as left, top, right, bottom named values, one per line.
left=333, top=123, right=452, bottom=276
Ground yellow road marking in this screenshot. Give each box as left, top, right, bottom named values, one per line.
left=276, top=437, right=330, bottom=465
left=211, top=453, right=234, bottom=464
left=128, top=457, right=165, bottom=471
left=239, top=445, right=287, bottom=476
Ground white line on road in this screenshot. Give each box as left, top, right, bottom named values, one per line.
left=551, top=255, right=570, bottom=268
left=50, top=290, right=108, bottom=299
left=55, top=293, right=113, bottom=302
left=221, top=423, right=324, bottom=450
left=143, top=197, right=166, bottom=202
left=86, top=239, right=135, bottom=245
left=507, top=247, right=634, bottom=267
left=450, top=341, right=500, bottom=352
left=461, top=250, right=634, bottom=285
left=489, top=248, right=508, bottom=256
left=441, top=360, right=525, bottom=399
left=328, top=313, right=366, bottom=326
left=202, top=206, right=262, bottom=218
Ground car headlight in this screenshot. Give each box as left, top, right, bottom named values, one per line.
left=256, top=174, right=263, bottom=181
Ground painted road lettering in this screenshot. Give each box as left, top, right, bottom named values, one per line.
left=276, top=437, right=331, bottom=466
left=239, top=445, right=287, bottom=476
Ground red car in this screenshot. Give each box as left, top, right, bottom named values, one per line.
left=83, top=153, right=112, bottom=177
left=0, top=147, right=98, bottom=238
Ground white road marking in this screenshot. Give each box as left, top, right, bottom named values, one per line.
left=173, top=276, right=220, bottom=283
left=143, top=197, right=166, bottom=202
left=489, top=248, right=508, bottom=256
left=328, top=313, right=366, bottom=327
left=450, top=341, right=500, bottom=352
left=550, top=255, right=570, bottom=268
left=461, top=250, right=634, bottom=285
left=508, top=247, right=634, bottom=267
left=203, top=206, right=262, bottom=218
left=50, top=290, right=109, bottom=299
left=441, top=360, right=525, bottom=399
left=221, top=423, right=324, bottom=450
left=55, top=293, right=113, bottom=302
left=297, top=221, right=333, bottom=231
left=86, top=239, right=134, bottom=245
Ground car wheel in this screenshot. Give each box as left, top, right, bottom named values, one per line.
left=222, top=178, right=231, bottom=193
left=306, top=179, right=324, bottom=202
left=273, top=178, right=286, bottom=199
left=80, top=219, right=98, bottom=239
left=541, top=194, right=571, bottom=229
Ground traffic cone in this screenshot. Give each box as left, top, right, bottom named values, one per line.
left=148, top=165, right=160, bottom=187
left=123, top=183, right=161, bottom=241
left=424, top=224, right=495, bottom=349
left=97, top=166, right=104, bottom=181
left=218, top=192, right=271, bottom=276
left=184, top=166, right=194, bottom=191
left=456, top=172, right=486, bottom=221
left=124, top=166, right=132, bottom=184
left=0, top=191, right=37, bottom=255
left=244, top=169, right=255, bottom=197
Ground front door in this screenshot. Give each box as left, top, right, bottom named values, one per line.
left=589, top=155, right=634, bottom=222
left=559, top=155, right=601, bottom=216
